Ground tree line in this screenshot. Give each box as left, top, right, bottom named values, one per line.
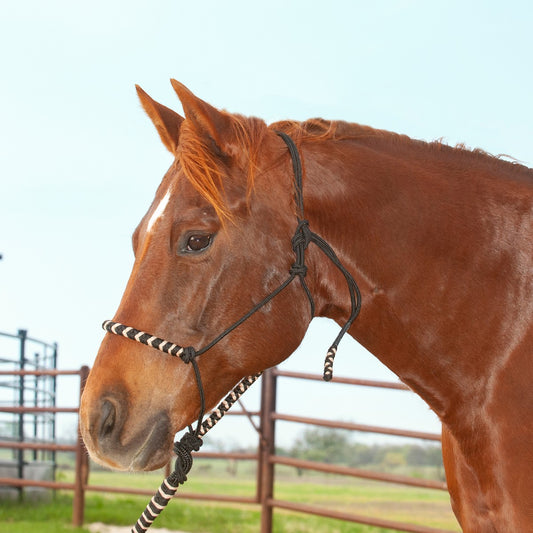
left=277, top=428, right=444, bottom=476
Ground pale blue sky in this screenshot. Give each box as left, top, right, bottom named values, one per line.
left=1, top=1, right=532, bottom=446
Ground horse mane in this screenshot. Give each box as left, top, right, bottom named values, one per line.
left=177, top=114, right=532, bottom=222
left=270, top=117, right=381, bottom=142
left=272, top=118, right=533, bottom=178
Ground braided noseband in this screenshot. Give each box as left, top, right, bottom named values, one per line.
left=102, top=132, right=361, bottom=532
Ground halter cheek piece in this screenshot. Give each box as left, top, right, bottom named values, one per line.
left=101, top=132, right=361, bottom=533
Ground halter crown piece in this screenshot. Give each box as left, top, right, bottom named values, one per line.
left=102, top=132, right=362, bottom=532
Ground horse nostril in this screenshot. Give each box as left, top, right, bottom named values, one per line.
left=99, top=399, right=117, bottom=439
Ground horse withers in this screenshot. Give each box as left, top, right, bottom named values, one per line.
left=80, top=80, right=533, bottom=532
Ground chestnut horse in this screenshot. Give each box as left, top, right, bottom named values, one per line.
left=80, top=80, right=533, bottom=532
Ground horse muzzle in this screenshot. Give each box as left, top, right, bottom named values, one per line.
left=79, top=386, right=173, bottom=471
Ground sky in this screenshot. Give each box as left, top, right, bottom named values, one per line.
left=1, top=1, right=532, bottom=449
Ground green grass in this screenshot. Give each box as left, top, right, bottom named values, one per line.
left=0, top=493, right=392, bottom=533
left=0, top=462, right=460, bottom=533
left=0, top=493, right=88, bottom=533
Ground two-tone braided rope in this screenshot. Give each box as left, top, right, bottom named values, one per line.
left=323, top=346, right=337, bottom=382
left=131, top=373, right=261, bottom=533
left=102, top=320, right=187, bottom=358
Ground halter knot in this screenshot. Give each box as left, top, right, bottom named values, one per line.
left=291, top=220, right=311, bottom=280
left=289, top=263, right=308, bottom=277
left=291, top=219, right=312, bottom=251
left=179, top=346, right=197, bottom=364
left=169, top=432, right=203, bottom=486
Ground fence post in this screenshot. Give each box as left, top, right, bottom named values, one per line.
left=73, top=365, right=90, bottom=527
left=33, top=352, right=39, bottom=461
left=51, top=342, right=58, bottom=467
left=259, top=367, right=277, bottom=533
left=17, top=329, right=27, bottom=500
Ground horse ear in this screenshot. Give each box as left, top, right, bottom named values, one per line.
left=170, top=79, right=236, bottom=156
left=135, top=85, right=184, bottom=154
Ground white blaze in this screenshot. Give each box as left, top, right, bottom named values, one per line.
left=146, top=189, right=171, bottom=233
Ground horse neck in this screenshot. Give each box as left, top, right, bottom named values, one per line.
left=300, top=135, right=532, bottom=422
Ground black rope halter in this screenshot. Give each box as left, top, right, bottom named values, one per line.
left=101, top=132, right=362, bottom=532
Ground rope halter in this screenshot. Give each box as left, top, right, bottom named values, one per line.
left=101, top=132, right=362, bottom=532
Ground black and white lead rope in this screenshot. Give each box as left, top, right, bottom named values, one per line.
left=132, top=371, right=260, bottom=533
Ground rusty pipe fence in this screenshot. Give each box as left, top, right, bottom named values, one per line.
left=259, top=368, right=453, bottom=533
left=0, top=329, right=60, bottom=489
left=0, top=365, right=90, bottom=524
left=0, top=364, right=456, bottom=533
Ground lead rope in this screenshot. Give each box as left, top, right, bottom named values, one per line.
left=131, top=373, right=261, bottom=533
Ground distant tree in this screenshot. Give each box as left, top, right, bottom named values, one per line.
left=347, top=443, right=382, bottom=467
left=406, top=444, right=443, bottom=467
left=281, top=428, right=445, bottom=478
left=382, top=451, right=406, bottom=470
left=289, top=428, right=352, bottom=464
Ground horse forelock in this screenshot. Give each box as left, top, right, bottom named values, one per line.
left=176, top=114, right=268, bottom=223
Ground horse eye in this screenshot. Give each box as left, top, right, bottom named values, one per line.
left=186, top=234, right=212, bottom=252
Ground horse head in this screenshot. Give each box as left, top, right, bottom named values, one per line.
left=79, top=81, right=316, bottom=471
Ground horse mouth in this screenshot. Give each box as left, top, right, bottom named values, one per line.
left=81, top=405, right=173, bottom=472
left=129, top=416, right=173, bottom=471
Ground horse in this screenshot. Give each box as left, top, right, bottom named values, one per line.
left=79, top=80, right=533, bottom=532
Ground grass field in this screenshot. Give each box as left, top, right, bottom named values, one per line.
left=0, top=460, right=460, bottom=533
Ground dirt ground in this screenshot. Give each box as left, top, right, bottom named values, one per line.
left=88, top=523, right=189, bottom=533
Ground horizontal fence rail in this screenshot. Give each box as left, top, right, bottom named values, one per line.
left=271, top=412, right=442, bottom=441
left=273, top=368, right=412, bottom=390
left=272, top=455, right=447, bottom=491
left=268, top=498, right=454, bottom=533
left=0, top=441, right=78, bottom=453
left=0, top=370, right=83, bottom=377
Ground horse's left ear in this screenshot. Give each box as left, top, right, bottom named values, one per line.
left=136, top=85, right=184, bottom=154
left=170, top=79, right=238, bottom=156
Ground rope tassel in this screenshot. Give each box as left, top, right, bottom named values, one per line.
left=323, top=345, right=337, bottom=381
